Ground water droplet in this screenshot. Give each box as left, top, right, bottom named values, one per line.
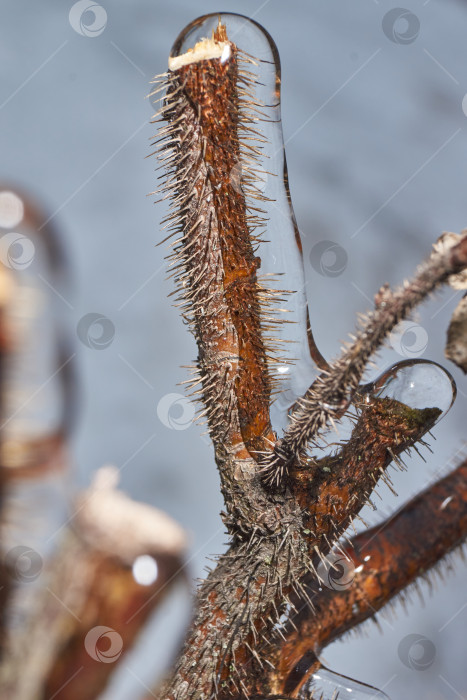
left=361, top=359, right=456, bottom=419
left=305, top=665, right=390, bottom=699
left=169, top=14, right=318, bottom=432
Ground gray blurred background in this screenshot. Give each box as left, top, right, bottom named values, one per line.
left=1, top=1, right=466, bottom=699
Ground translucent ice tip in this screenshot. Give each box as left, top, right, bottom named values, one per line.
left=360, top=359, right=456, bottom=420
left=306, top=666, right=390, bottom=699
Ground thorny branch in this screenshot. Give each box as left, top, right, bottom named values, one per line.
left=152, top=15, right=467, bottom=700
left=266, top=458, right=467, bottom=696
left=265, top=236, right=467, bottom=484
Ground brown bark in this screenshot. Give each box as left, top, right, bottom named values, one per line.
left=269, top=458, right=467, bottom=696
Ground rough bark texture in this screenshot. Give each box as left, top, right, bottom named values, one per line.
left=159, top=393, right=448, bottom=699
left=268, top=458, right=467, bottom=696
left=446, top=293, right=467, bottom=373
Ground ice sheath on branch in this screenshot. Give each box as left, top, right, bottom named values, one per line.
left=151, top=12, right=467, bottom=699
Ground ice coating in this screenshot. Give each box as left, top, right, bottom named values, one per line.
left=169, top=13, right=318, bottom=433
left=364, top=358, right=456, bottom=419
left=306, top=666, right=390, bottom=699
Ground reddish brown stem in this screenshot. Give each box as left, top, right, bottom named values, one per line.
left=288, top=397, right=441, bottom=559
left=160, top=24, right=275, bottom=465
left=270, top=459, right=467, bottom=696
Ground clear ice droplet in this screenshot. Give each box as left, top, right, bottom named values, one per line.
left=305, top=665, right=390, bottom=699
left=362, top=358, right=456, bottom=419
left=168, top=14, right=318, bottom=432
